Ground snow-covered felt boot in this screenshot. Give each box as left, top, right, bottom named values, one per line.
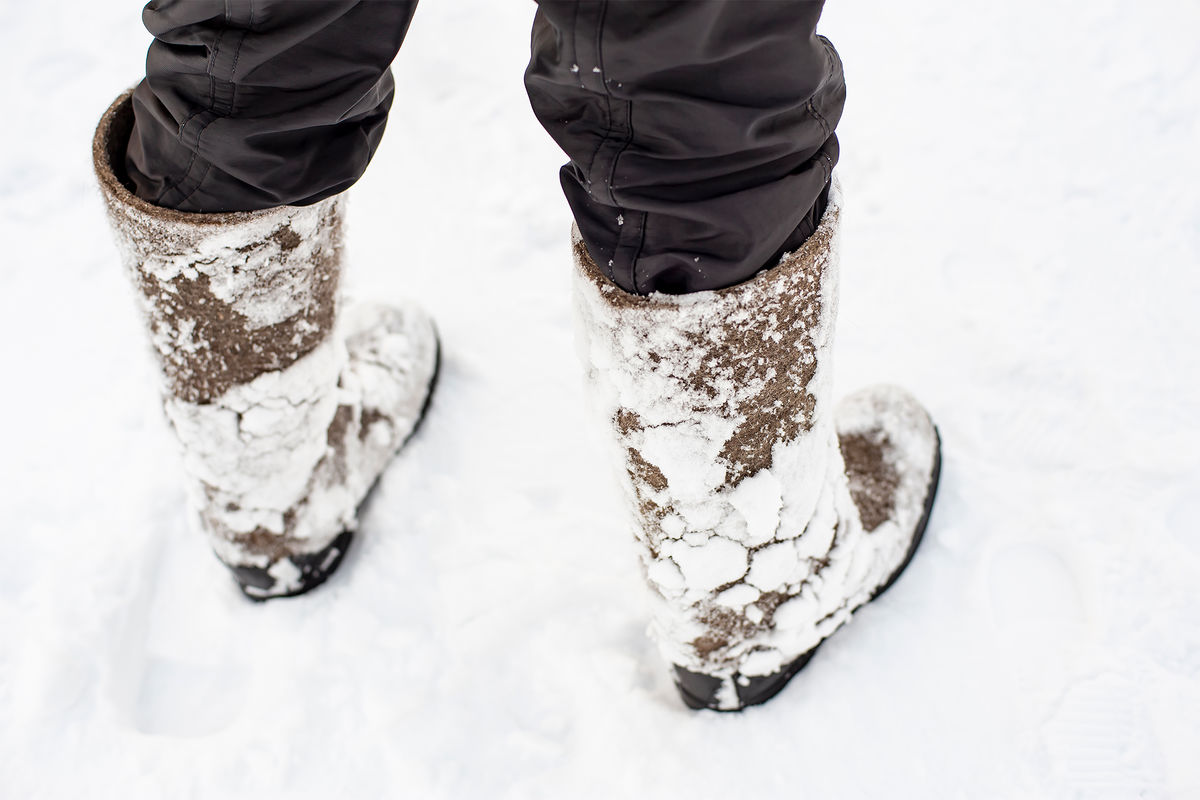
left=93, top=90, right=440, bottom=600
left=572, top=180, right=941, bottom=710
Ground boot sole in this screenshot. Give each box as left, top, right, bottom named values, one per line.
left=675, top=426, right=943, bottom=711
left=232, top=334, right=443, bottom=601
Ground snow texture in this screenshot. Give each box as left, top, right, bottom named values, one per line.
left=573, top=185, right=938, bottom=707
left=170, top=300, right=438, bottom=588
left=1, top=0, right=1198, bottom=797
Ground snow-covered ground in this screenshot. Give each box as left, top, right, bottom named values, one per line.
left=2, top=0, right=1198, bottom=796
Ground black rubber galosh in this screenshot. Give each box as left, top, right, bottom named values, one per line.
left=674, top=430, right=943, bottom=712
left=231, top=530, right=355, bottom=602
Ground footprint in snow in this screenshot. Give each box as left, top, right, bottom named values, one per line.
left=107, top=512, right=251, bottom=739
left=133, top=656, right=247, bottom=738
left=1039, top=674, right=1167, bottom=798
left=985, top=541, right=1085, bottom=637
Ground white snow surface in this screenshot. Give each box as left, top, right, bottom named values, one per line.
left=1, top=0, right=1198, bottom=797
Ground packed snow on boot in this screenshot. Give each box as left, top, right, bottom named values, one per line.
left=94, top=90, right=441, bottom=599
left=572, top=181, right=941, bottom=710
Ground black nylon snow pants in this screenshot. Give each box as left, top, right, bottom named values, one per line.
left=126, top=0, right=844, bottom=295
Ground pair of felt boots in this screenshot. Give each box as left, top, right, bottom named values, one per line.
left=95, top=91, right=941, bottom=712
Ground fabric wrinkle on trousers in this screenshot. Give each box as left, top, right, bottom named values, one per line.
left=126, top=0, right=419, bottom=211
left=526, top=0, right=843, bottom=294
left=126, top=0, right=844, bottom=295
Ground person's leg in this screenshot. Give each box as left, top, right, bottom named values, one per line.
left=127, top=0, right=419, bottom=212
left=526, top=0, right=842, bottom=294
left=538, top=1, right=942, bottom=710
left=94, top=1, right=439, bottom=599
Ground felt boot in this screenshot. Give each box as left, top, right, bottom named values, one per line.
left=94, top=90, right=439, bottom=599
left=572, top=181, right=941, bottom=710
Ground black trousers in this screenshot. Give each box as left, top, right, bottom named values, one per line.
left=126, top=0, right=844, bottom=295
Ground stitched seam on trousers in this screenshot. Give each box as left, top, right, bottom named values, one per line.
left=226, top=0, right=253, bottom=113
left=631, top=211, right=649, bottom=295
left=599, top=10, right=628, bottom=206
left=570, top=0, right=580, bottom=76
left=597, top=0, right=628, bottom=209
left=174, top=0, right=254, bottom=207
left=807, top=98, right=831, bottom=138
left=154, top=7, right=227, bottom=206
left=150, top=8, right=228, bottom=206
left=165, top=99, right=212, bottom=198
left=807, top=36, right=837, bottom=138
left=604, top=97, right=633, bottom=205
left=584, top=93, right=610, bottom=186
left=173, top=117, right=216, bottom=206
left=151, top=25, right=221, bottom=206
left=152, top=131, right=200, bottom=206
left=594, top=0, right=642, bottom=291
left=209, top=1, right=249, bottom=119
left=613, top=99, right=639, bottom=292
left=580, top=1, right=606, bottom=190
left=174, top=159, right=215, bottom=208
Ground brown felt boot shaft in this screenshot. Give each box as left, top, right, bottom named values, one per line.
left=93, top=90, right=341, bottom=405
left=572, top=199, right=839, bottom=498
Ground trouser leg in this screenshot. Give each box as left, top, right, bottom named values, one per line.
left=126, top=0, right=418, bottom=213
left=526, top=0, right=844, bottom=295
